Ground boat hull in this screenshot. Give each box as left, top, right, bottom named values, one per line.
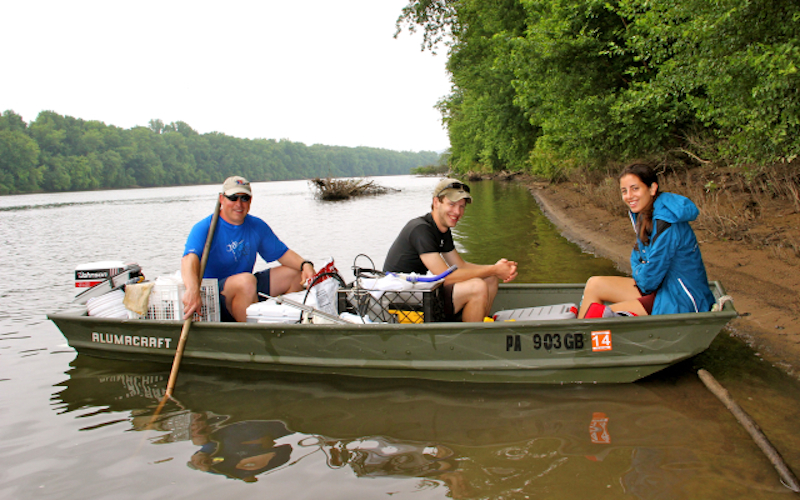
left=48, top=283, right=737, bottom=384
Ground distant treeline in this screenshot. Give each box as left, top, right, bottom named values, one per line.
left=398, top=0, right=800, bottom=176
left=0, top=110, right=441, bottom=195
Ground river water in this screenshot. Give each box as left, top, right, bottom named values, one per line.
left=1, top=176, right=799, bottom=499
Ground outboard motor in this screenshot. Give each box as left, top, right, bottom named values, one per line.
left=73, top=261, right=144, bottom=304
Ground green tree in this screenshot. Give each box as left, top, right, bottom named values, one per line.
left=41, top=155, right=71, bottom=191
left=97, top=150, right=132, bottom=188
left=398, top=0, right=800, bottom=174
left=29, top=112, right=67, bottom=157
left=400, top=0, right=539, bottom=172
left=0, top=130, right=42, bottom=194
left=162, top=130, right=198, bottom=185
left=64, top=155, right=98, bottom=191
left=122, top=127, right=167, bottom=186
left=2, top=109, right=442, bottom=193
left=0, top=110, right=29, bottom=133
left=613, top=0, right=800, bottom=164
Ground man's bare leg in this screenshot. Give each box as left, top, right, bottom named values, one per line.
left=221, top=273, right=258, bottom=322
left=268, top=265, right=304, bottom=296
left=452, top=278, right=496, bottom=322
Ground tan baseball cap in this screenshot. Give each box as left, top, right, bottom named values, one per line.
left=221, top=176, right=252, bottom=196
left=433, top=178, right=472, bottom=203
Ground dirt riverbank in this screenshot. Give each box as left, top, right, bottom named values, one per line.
left=524, top=179, right=800, bottom=380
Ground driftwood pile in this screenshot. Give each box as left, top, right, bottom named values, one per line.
left=309, top=177, right=398, bottom=201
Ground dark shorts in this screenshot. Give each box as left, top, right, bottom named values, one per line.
left=218, top=269, right=272, bottom=322
left=637, top=292, right=657, bottom=315
left=442, top=283, right=461, bottom=321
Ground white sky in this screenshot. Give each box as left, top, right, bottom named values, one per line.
left=0, top=0, right=451, bottom=153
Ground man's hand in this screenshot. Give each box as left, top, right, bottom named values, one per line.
left=182, top=286, right=202, bottom=320
left=181, top=253, right=203, bottom=319
left=301, top=264, right=316, bottom=287
left=494, top=258, right=518, bottom=283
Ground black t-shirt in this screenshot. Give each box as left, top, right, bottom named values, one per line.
left=383, top=213, right=455, bottom=274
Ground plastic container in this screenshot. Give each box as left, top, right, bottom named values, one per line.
left=146, top=279, right=219, bottom=322
left=338, top=284, right=445, bottom=323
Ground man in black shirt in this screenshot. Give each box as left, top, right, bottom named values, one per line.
left=383, top=178, right=518, bottom=322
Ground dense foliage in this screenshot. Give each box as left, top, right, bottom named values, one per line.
left=398, top=0, right=800, bottom=176
left=0, top=111, right=440, bottom=195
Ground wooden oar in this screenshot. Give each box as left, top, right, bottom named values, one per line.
left=165, top=198, right=221, bottom=398
left=145, top=198, right=220, bottom=430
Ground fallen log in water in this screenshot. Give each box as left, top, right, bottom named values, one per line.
left=698, top=369, right=800, bottom=492
left=309, top=177, right=398, bottom=201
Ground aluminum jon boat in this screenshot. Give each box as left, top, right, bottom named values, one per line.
left=48, top=282, right=737, bottom=384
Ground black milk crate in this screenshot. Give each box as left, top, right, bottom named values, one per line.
left=337, top=283, right=445, bottom=323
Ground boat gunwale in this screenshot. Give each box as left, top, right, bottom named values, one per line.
left=47, top=307, right=738, bottom=330
left=47, top=281, right=738, bottom=331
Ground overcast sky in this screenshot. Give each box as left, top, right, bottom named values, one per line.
left=1, top=0, right=451, bottom=153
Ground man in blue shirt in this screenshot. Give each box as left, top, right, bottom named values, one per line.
left=182, top=176, right=316, bottom=322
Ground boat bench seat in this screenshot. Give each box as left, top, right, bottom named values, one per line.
left=493, top=303, right=578, bottom=322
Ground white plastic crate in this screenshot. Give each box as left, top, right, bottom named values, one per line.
left=146, top=279, right=219, bottom=322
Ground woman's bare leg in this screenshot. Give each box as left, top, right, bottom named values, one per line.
left=609, top=299, right=648, bottom=316
left=578, top=276, right=643, bottom=318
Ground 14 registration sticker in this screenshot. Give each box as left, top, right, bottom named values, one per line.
left=591, top=330, right=613, bottom=351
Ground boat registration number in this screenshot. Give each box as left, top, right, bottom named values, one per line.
left=506, top=333, right=585, bottom=351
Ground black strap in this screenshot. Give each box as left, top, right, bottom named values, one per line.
left=651, top=220, right=672, bottom=245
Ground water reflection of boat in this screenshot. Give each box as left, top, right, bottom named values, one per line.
left=185, top=414, right=459, bottom=484
left=48, top=282, right=737, bottom=384
left=53, top=356, right=731, bottom=497
left=321, top=436, right=457, bottom=479
left=186, top=418, right=294, bottom=482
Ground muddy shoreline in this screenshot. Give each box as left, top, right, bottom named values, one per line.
left=522, top=179, right=800, bottom=381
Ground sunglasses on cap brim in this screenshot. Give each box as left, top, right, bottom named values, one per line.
left=436, top=182, right=470, bottom=198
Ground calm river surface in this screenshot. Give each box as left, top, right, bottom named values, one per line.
left=1, top=176, right=799, bottom=499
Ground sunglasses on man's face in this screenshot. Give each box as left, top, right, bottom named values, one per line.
left=436, top=182, right=470, bottom=198
left=225, top=194, right=251, bottom=203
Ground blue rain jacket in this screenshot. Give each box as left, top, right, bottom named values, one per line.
left=629, top=192, right=715, bottom=315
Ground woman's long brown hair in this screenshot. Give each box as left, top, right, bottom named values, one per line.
left=619, top=164, right=659, bottom=247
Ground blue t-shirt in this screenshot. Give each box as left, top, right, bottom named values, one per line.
left=183, top=214, right=289, bottom=280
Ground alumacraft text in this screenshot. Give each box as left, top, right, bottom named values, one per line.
left=92, top=332, right=173, bottom=349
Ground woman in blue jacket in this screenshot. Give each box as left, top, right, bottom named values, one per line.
left=577, top=164, right=715, bottom=318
